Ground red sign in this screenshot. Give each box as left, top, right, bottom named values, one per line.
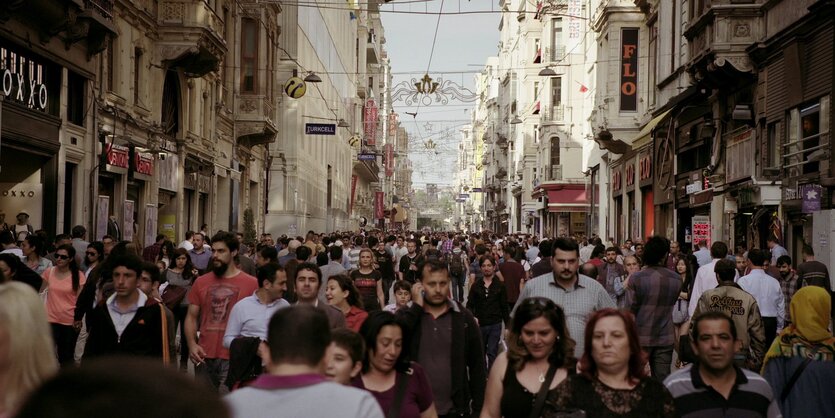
left=384, top=143, right=394, bottom=177
left=105, top=144, right=130, bottom=169
left=625, top=164, right=635, bottom=187
left=134, top=151, right=154, bottom=176
left=364, top=99, right=379, bottom=146
left=349, top=175, right=358, bottom=214
left=612, top=170, right=622, bottom=192
left=639, top=154, right=652, bottom=181
left=388, top=112, right=398, bottom=138
left=374, top=191, right=385, bottom=220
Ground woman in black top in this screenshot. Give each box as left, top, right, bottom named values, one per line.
left=466, top=256, right=509, bottom=371
left=350, top=248, right=384, bottom=312
left=543, top=308, right=676, bottom=418
left=481, top=297, right=575, bottom=418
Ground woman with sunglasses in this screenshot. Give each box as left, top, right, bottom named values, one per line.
left=481, top=297, right=575, bottom=418
left=40, top=244, right=86, bottom=366
left=467, top=255, right=510, bottom=372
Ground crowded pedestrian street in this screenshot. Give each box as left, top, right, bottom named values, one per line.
left=1, top=1, right=834, bottom=418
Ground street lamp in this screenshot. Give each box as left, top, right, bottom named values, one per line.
left=510, top=115, right=523, bottom=125
left=337, top=118, right=350, bottom=128
left=304, top=72, right=322, bottom=83
left=538, top=67, right=557, bottom=77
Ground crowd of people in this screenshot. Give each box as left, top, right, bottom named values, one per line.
left=1, top=226, right=834, bottom=418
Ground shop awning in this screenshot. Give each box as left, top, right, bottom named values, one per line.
left=546, top=187, right=588, bottom=212
left=630, top=109, right=672, bottom=150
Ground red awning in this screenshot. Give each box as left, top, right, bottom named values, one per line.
left=547, top=187, right=588, bottom=212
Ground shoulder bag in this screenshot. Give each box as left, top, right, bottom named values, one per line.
left=529, top=363, right=558, bottom=418
left=387, top=366, right=413, bottom=418
left=780, top=346, right=820, bottom=402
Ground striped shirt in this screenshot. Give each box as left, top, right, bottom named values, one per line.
left=664, top=365, right=781, bottom=418
left=513, top=272, right=615, bottom=358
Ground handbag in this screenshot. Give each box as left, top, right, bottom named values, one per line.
left=672, top=299, right=689, bottom=325
left=159, top=303, right=170, bottom=365
left=161, top=285, right=188, bottom=310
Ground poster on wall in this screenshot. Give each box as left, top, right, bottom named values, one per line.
left=96, top=196, right=110, bottom=241
left=570, top=212, right=586, bottom=236
left=145, top=204, right=158, bottom=247
left=159, top=214, right=175, bottom=244
left=123, top=200, right=134, bottom=242
left=0, top=183, right=43, bottom=232
left=692, top=215, right=711, bottom=247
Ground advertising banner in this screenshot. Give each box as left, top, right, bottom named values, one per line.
left=375, top=191, right=385, bottom=220
left=364, top=99, right=378, bottom=145
left=620, top=28, right=639, bottom=111
left=692, top=215, right=711, bottom=247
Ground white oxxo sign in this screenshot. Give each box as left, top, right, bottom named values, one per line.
left=1, top=48, right=49, bottom=111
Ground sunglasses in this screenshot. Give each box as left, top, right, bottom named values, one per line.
left=86, top=251, right=98, bottom=257
left=55, top=254, right=70, bottom=260
left=522, top=297, right=556, bottom=308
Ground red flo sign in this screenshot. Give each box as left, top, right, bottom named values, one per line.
left=364, top=99, right=379, bottom=146
left=639, top=154, right=652, bottom=181
left=134, top=151, right=154, bottom=176
left=105, top=143, right=130, bottom=169
left=384, top=143, right=394, bottom=177
left=375, top=191, right=385, bottom=220
left=620, top=28, right=638, bottom=111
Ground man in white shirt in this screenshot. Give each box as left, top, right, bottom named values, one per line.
left=693, top=240, right=712, bottom=267
left=178, top=230, right=195, bottom=251
left=737, top=248, right=785, bottom=350
left=689, top=241, right=739, bottom=317
left=766, top=236, right=788, bottom=267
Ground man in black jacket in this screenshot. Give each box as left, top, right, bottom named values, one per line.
left=83, top=254, right=164, bottom=360
left=398, top=259, right=486, bottom=418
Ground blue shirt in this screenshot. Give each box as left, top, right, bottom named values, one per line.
left=189, top=248, right=212, bottom=271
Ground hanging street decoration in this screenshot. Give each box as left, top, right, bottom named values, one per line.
left=391, top=73, right=477, bottom=106
left=423, top=122, right=433, bottom=132
left=364, top=98, right=379, bottom=146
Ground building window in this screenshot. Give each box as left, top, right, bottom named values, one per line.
left=106, top=37, right=114, bottom=92
left=550, top=137, right=560, bottom=166
left=648, top=22, right=657, bottom=107
left=551, top=18, right=563, bottom=61
left=67, top=71, right=85, bottom=127
left=766, top=121, right=781, bottom=170
left=241, top=18, right=258, bottom=93
left=550, top=77, right=562, bottom=107
left=785, top=97, right=829, bottom=176
left=134, top=47, right=143, bottom=105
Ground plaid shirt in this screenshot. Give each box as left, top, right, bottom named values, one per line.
left=441, top=239, right=454, bottom=255
left=626, top=266, right=681, bottom=347
left=780, top=271, right=799, bottom=324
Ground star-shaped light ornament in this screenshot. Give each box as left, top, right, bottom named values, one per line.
left=806, top=189, right=819, bottom=200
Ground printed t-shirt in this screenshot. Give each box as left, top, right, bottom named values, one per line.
left=43, top=267, right=87, bottom=325
left=350, top=269, right=382, bottom=311
left=188, top=270, right=258, bottom=360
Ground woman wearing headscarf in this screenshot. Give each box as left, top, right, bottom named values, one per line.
left=762, top=286, right=835, bottom=418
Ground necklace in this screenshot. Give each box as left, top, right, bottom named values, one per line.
left=538, top=371, right=546, bottom=383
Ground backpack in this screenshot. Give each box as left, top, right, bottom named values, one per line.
left=425, top=249, right=442, bottom=262
left=448, top=252, right=464, bottom=276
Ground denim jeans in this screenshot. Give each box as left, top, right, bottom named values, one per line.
left=481, top=323, right=503, bottom=371
left=645, top=345, right=674, bottom=382
left=450, top=273, right=466, bottom=302
left=196, top=358, right=230, bottom=395
left=51, top=323, right=79, bottom=367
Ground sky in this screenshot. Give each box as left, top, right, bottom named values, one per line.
left=381, top=0, right=500, bottom=190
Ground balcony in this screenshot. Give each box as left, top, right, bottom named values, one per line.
left=3, top=0, right=117, bottom=55
left=235, top=95, right=277, bottom=147
left=354, top=159, right=380, bottom=182
left=541, top=105, right=565, bottom=124
left=543, top=165, right=563, bottom=182
left=683, top=2, right=761, bottom=84
left=367, top=30, right=381, bottom=65
left=157, top=0, right=227, bottom=78
left=545, top=45, right=566, bottom=62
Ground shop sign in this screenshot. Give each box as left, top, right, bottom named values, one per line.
left=639, top=154, right=652, bottom=182
left=357, top=153, right=376, bottom=161
left=1, top=48, right=49, bottom=111
left=374, top=191, right=385, bottom=220
left=783, top=187, right=800, bottom=201
left=133, top=150, right=154, bottom=179
left=625, top=164, right=635, bottom=188
left=471, top=187, right=483, bottom=192
left=364, top=99, right=379, bottom=146
left=384, top=143, right=394, bottom=177
left=686, top=181, right=703, bottom=194
left=458, top=194, right=470, bottom=200
left=305, top=123, right=336, bottom=135
left=104, top=143, right=130, bottom=173
left=692, top=215, right=711, bottom=247
left=184, top=173, right=211, bottom=193
left=612, top=169, right=622, bottom=192
left=388, top=112, right=398, bottom=138
left=619, top=28, right=639, bottom=111
left=801, top=184, right=822, bottom=213
left=158, top=153, right=179, bottom=192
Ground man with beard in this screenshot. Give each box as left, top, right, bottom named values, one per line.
left=597, top=247, right=627, bottom=305
left=397, top=239, right=424, bottom=284
left=513, top=237, right=615, bottom=358
left=185, top=231, right=258, bottom=394
left=369, top=236, right=394, bottom=304
left=775, top=256, right=799, bottom=326
left=398, top=259, right=486, bottom=418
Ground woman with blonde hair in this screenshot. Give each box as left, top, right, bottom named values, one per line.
left=0, top=282, right=58, bottom=418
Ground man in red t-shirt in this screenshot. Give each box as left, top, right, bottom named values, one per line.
left=185, top=231, right=258, bottom=394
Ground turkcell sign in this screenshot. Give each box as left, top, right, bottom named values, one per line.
left=459, top=194, right=470, bottom=199
left=357, top=153, right=376, bottom=161
left=305, top=123, right=336, bottom=135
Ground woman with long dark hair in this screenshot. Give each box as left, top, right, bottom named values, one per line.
left=543, top=308, right=675, bottom=417
left=466, top=255, right=509, bottom=371
left=157, top=240, right=176, bottom=270
left=22, top=234, right=52, bottom=276
left=41, top=244, right=86, bottom=366
left=326, top=273, right=368, bottom=332
left=481, top=297, right=575, bottom=418
left=673, top=256, right=695, bottom=366
left=352, top=311, right=437, bottom=418
left=0, top=253, right=43, bottom=291
left=162, top=247, right=196, bottom=370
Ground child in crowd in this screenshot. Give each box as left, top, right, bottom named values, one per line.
left=383, top=280, right=413, bottom=313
